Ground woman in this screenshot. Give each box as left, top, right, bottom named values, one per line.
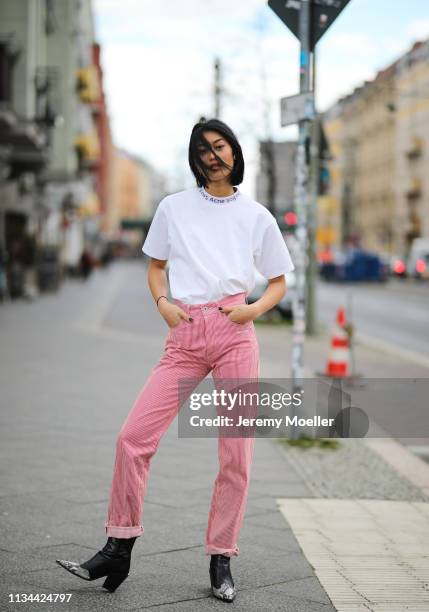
left=56, top=118, right=295, bottom=602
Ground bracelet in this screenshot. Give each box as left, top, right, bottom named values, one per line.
left=156, top=295, right=168, bottom=307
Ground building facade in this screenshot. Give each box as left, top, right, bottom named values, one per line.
left=322, top=39, right=429, bottom=258
left=394, top=41, right=429, bottom=254
left=0, top=0, right=109, bottom=300
left=0, top=0, right=52, bottom=296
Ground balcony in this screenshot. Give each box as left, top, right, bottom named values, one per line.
left=76, top=66, right=100, bottom=104
left=406, top=137, right=423, bottom=160
left=0, top=108, right=48, bottom=178
left=74, top=131, right=100, bottom=169
left=406, top=177, right=422, bottom=199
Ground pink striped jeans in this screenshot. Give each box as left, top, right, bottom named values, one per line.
left=104, top=292, right=260, bottom=557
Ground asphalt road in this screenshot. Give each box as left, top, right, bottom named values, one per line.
left=316, top=278, right=429, bottom=358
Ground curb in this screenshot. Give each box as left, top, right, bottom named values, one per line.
left=364, top=437, right=429, bottom=497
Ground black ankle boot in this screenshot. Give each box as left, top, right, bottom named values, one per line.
left=56, top=537, right=137, bottom=592
left=209, top=554, right=236, bottom=602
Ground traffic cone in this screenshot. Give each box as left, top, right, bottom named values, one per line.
left=325, top=307, right=350, bottom=377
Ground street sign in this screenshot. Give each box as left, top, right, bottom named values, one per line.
left=268, top=0, right=351, bottom=51
left=280, top=91, right=315, bottom=126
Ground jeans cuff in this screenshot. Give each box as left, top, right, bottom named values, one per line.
left=205, top=545, right=239, bottom=557
left=105, top=523, right=144, bottom=538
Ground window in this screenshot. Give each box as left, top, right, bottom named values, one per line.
left=0, top=43, right=12, bottom=103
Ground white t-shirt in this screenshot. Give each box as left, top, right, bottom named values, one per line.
left=141, top=185, right=295, bottom=304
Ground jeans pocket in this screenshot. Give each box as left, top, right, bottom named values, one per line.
left=170, top=319, right=195, bottom=349
left=226, top=317, right=253, bottom=333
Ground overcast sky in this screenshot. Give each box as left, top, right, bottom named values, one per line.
left=93, top=0, right=429, bottom=200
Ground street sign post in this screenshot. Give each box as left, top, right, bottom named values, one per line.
left=268, top=0, right=351, bottom=436
left=288, top=0, right=311, bottom=414
left=268, top=0, right=351, bottom=52
left=280, top=91, right=315, bottom=126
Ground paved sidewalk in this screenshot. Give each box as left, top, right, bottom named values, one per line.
left=1, top=260, right=428, bottom=611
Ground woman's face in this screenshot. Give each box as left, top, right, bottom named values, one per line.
left=197, top=130, right=234, bottom=183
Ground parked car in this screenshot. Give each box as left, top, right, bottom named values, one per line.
left=390, top=255, right=407, bottom=278
left=320, top=248, right=388, bottom=282
left=318, top=247, right=346, bottom=281
left=378, top=252, right=407, bottom=279
left=407, top=238, right=429, bottom=280
left=247, top=269, right=296, bottom=320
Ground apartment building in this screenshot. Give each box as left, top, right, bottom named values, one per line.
left=322, top=39, right=429, bottom=257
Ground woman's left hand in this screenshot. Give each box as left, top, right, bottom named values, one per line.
left=219, top=304, right=256, bottom=324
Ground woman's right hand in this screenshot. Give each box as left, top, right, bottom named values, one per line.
left=158, top=299, right=193, bottom=328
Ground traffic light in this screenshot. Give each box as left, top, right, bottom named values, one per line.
left=284, top=211, right=297, bottom=227
left=276, top=210, right=297, bottom=233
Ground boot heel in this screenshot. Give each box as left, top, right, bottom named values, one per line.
left=102, top=571, right=128, bottom=592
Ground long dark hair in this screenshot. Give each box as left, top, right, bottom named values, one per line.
left=188, top=118, right=244, bottom=187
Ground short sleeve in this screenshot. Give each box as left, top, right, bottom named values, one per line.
left=141, top=199, right=170, bottom=260
left=254, top=217, right=295, bottom=279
